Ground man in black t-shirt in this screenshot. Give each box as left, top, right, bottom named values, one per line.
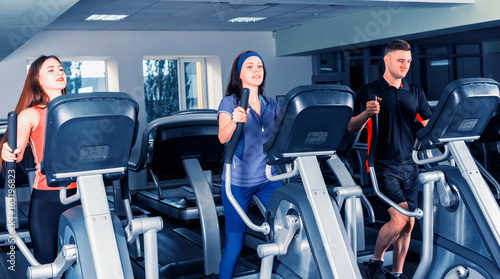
left=348, top=39, right=432, bottom=279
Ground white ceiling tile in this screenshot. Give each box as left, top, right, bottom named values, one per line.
left=0, top=0, right=483, bottom=61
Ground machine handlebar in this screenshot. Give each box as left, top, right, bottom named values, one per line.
left=224, top=88, right=249, bottom=164
left=3, top=112, right=43, bottom=268
left=224, top=88, right=270, bottom=235
left=367, top=96, right=423, bottom=219
left=6, top=112, right=17, bottom=154
left=5, top=112, right=17, bottom=230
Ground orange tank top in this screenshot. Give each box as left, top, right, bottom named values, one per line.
left=30, top=107, right=77, bottom=190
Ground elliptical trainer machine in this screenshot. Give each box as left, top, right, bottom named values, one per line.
left=369, top=78, right=500, bottom=279
left=5, top=93, right=163, bottom=278
left=224, top=85, right=364, bottom=278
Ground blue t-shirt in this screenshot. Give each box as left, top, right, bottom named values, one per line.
left=218, top=94, right=281, bottom=187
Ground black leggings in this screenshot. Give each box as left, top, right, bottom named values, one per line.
left=28, top=188, right=79, bottom=264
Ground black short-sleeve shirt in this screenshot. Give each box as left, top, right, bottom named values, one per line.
left=353, top=77, right=432, bottom=170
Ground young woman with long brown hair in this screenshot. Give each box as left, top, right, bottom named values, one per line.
left=1, top=55, right=78, bottom=264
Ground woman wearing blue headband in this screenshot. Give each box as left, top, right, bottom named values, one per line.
left=217, top=51, right=282, bottom=278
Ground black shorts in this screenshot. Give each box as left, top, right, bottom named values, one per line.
left=376, top=165, right=420, bottom=211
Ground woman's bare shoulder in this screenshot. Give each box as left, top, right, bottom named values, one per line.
left=18, top=107, right=41, bottom=128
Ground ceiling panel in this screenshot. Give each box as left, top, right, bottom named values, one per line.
left=0, top=0, right=477, bottom=61
left=0, top=0, right=78, bottom=61
left=101, top=1, right=154, bottom=10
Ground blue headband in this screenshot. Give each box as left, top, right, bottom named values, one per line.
left=237, top=52, right=263, bottom=74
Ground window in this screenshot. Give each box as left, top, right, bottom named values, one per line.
left=27, top=59, right=107, bottom=94
left=143, top=59, right=179, bottom=123
left=143, top=57, right=208, bottom=123
left=454, top=57, right=481, bottom=79
left=312, top=51, right=350, bottom=87
left=62, top=61, right=107, bottom=93
left=319, top=53, right=345, bottom=73
left=179, top=59, right=208, bottom=110
left=314, top=42, right=482, bottom=101
left=419, top=58, right=450, bottom=101
left=349, top=59, right=364, bottom=92
left=418, top=44, right=447, bottom=55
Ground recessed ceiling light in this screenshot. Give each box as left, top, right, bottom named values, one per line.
left=228, top=17, right=267, bottom=23
left=85, top=14, right=129, bottom=21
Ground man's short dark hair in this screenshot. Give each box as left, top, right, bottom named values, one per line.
left=384, top=39, right=411, bottom=56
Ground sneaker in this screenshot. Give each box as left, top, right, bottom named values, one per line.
left=368, top=259, right=386, bottom=279
left=386, top=272, right=408, bottom=279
